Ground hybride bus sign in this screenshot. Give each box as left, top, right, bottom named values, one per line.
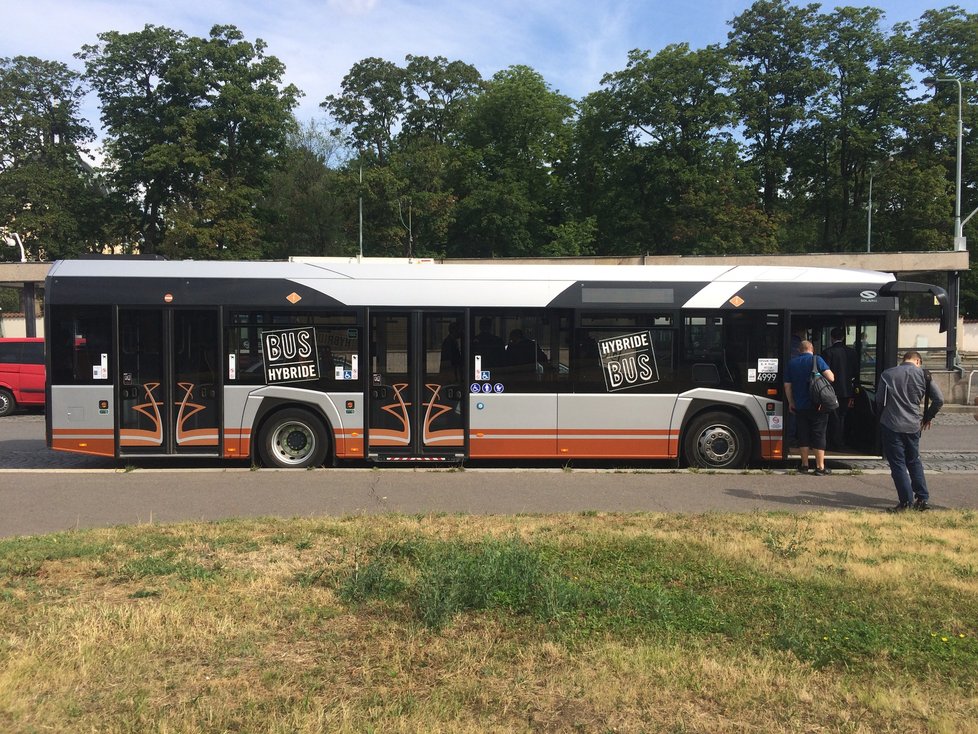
left=598, top=331, right=659, bottom=392
left=262, top=327, right=320, bottom=384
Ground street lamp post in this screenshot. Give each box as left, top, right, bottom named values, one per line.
left=866, top=158, right=894, bottom=252
left=2, top=231, right=27, bottom=262
left=924, top=76, right=975, bottom=370
left=924, top=79, right=966, bottom=250
left=866, top=171, right=874, bottom=252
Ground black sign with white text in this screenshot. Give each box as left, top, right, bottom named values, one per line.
left=598, top=330, right=659, bottom=392
left=262, top=327, right=320, bottom=385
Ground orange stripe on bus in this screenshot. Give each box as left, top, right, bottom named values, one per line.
left=469, top=438, right=559, bottom=458
left=51, top=438, right=115, bottom=457
left=557, top=438, right=673, bottom=458
left=52, top=428, right=114, bottom=436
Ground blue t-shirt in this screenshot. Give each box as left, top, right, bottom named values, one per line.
left=785, top=352, right=830, bottom=410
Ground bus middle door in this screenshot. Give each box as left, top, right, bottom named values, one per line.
left=367, top=311, right=465, bottom=461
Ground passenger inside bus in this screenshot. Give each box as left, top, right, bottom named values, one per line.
left=440, top=322, right=463, bottom=381
left=471, top=317, right=505, bottom=368
left=505, top=329, right=551, bottom=377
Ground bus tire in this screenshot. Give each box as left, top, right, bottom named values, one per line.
left=258, top=409, right=329, bottom=468
left=683, top=411, right=751, bottom=469
left=0, top=388, right=15, bottom=417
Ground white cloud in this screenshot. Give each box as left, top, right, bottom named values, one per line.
left=326, top=0, right=379, bottom=14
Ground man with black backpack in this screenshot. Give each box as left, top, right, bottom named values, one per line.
left=784, top=340, right=835, bottom=475
left=875, top=351, right=944, bottom=512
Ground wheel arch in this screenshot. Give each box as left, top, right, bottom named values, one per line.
left=678, top=398, right=761, bottom=467
left=250, top=398, right=335, bottom=466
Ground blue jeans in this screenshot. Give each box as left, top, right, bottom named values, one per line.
left=880, top=424, right=928, bottom=504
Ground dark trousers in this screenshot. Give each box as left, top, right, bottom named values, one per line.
left=880, top=424, right=928, bottom=504
left=827, top=399, right=849, bottom=450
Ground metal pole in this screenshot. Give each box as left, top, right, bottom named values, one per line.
left=358, top=161, right=363, bottom=262
left=866, top=172, right=873, bottom=252
left=22, top=282, right=37, bottom=338
left=948, top=81, right=962, bottom=369
left=953, top=79, right=963, bottom=248
left=927, top=77, right=966, bottom=370
left=948, top=81, right=961, bottom=370
left=947, top=271, right=960, bottom=371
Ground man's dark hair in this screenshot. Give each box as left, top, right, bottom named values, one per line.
left=830, top=327, right=844, bottom=341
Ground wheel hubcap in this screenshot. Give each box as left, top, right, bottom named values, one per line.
left=698, top=425, right=736, bottom=465
left=273, top=422, right=315, bottom=463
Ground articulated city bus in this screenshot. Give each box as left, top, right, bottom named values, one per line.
left=44, top=258, right=946, bottom=469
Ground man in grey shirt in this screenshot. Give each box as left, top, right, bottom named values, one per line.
left=875, top=351, right=944, bottom=512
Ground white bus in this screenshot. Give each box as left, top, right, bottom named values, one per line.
left=44, top=259, right=946, bottom=469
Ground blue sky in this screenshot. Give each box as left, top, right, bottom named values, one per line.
left=5, top=0, right=950, bottom=138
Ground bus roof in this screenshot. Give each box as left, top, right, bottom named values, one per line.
left=46, top=259, right=897, bottom=310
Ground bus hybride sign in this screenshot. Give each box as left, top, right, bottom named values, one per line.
left=598, top=331, right=659, bottom=392
left=262, top=327, right=320, bottom=384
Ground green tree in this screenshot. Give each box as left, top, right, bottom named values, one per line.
left=258, top=119, right=353, bottom=258
left=79, top=24, right=299, bottom=258
left=901, top=7, right=978, bottom=316
left=322, top=57, right=405, bottom=165
left=401, top=54, right=482, bottom=145
left=322, top=55, right=482, bottom=257
left=727, top=0, right=824, bottom=220
left=78, top=25, right=188, bottom=255
left=790, top=7, right=911, bottom=251
left=0, top=55, right=104, bottom=260
left=396, top=56, right=482, bottom=255
left=450, top=65, right=575, bottom=257
left=574, top=44, right=774, bottom=255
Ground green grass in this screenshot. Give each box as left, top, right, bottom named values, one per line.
left=1, top=512, right=977, bottom=733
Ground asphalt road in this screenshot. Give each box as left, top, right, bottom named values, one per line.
left=1, top=411, right=976, bottom=538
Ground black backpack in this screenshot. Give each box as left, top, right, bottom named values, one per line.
left=808, top=353, right=839, bottom=411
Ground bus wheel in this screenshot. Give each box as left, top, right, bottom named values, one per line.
left=683, top=412, right=751, bottom=469
left=258, top=409, right=329, bottom=468
left=0, top=389, right=15, bottom=417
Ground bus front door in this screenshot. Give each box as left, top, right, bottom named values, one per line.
left=796, top=315, right=885, bottom=457
left=367, top=311, right=466, bottom=461
left=118, top=308, right=220, bottom=456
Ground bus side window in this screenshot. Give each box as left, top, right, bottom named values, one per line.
left=49, top=305, right=112, bottom=384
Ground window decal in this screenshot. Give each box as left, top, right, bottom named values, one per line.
left=262, top=327, right=320, bottom=384
left=598, top=331, right=659, bottom=392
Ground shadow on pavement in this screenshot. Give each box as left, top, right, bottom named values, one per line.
left=724, top=487, right=895, bottom=512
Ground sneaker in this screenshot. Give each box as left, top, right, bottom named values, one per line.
left=813, top=467, right=832, bottom=476
left=797, top=465, right=809, bottom=474
left=913, top=500, right=930, bottom=512
left=887, top=502, right=913, bottom=513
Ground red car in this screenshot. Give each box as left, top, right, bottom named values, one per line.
left=0, top=337, right=45, bottom=416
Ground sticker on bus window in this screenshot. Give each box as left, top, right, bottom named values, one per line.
left=261, top=327, right=320, bottom=385
left=597, top=331, right=659, bottom=392
left=756, top=358, right=779, bottom=383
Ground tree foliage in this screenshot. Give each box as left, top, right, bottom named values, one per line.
left=0, top=55, right=104, bottom=259
left=78, top=24, right=299, bottom=257
left=2, top=6, right=978, bottom=316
